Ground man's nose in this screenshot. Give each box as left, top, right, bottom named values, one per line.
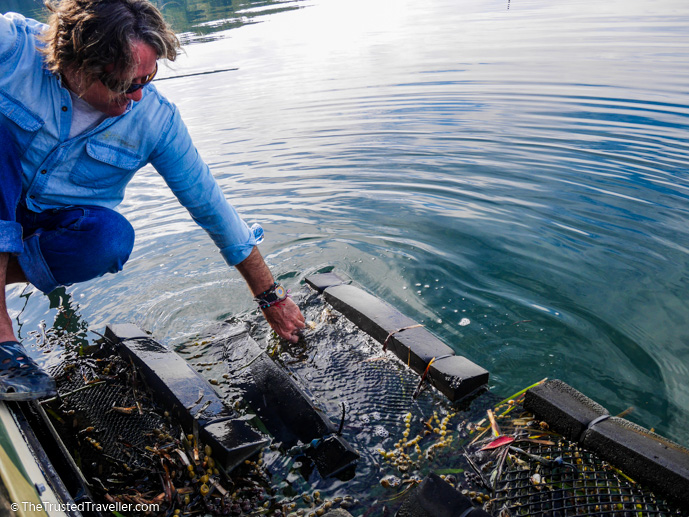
left=126, top=89, right=143, bottom=102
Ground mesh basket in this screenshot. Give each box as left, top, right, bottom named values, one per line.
left=490, top=439, right=681, bottom=516
left=460, top=401, right=685, bottom=517
left=48, top=352, right=180, bottom=482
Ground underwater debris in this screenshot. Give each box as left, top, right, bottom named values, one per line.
left=46, top=348, right=287, bottom=515
left=43, top=331, right=363, bottom=517
left=371, top=376, right=683, bottom=516
left=377, top=410, right=458, bottom=477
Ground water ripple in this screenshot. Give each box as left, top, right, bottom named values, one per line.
left=9, top=0, right=689, bottom=447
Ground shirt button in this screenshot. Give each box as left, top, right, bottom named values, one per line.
left=62, top=106, right=68, bottom=112
left=29, top=195, right=36, bottom=199
left=41, top=169, right=47, bottom=174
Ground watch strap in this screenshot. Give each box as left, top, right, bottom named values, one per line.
left=254, top=282, right=288, bottom=309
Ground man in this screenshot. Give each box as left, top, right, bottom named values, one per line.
left=0, top=0, right=305, bottom=400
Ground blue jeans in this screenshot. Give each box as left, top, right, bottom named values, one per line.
left=1, top=124, right=135, bottom=294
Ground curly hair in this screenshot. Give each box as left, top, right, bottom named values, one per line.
left=40, top=0, right=180, bottom=92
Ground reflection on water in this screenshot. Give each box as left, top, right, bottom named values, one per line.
left=16, top=287, right=90, bottom=371
left=7, top=0, right=689, bottom=480
left=157, top=0, right=307, bottom=44
left=2, top=0, right=44, bottom=19
left=4, top=0, right=304, bottom=42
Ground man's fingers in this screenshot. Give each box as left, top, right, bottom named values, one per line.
left=280, top=328, right=300, bottom=343
left=262, top=297, right=305, bottom=342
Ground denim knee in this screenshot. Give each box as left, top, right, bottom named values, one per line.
left=17, top=206, right=135, bottom=293
left=75, top=208, right=135, bottom=277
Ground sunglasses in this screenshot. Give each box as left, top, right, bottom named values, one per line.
left=103, top=63, right=158, bottom=94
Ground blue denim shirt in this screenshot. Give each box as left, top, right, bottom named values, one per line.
left=0, top=12, right=262, bottom=266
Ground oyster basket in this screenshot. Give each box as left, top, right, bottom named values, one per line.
left=48, top=352, right=179, bottom=482
left=488, top=438, right=681, bottom=516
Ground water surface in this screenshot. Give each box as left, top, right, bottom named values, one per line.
left=8, top=0, right=689, bottom=457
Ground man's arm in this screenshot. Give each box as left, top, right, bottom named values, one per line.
left=148, top=103, right=305, bottom=340
left=235, top=247, right=305, bottom=343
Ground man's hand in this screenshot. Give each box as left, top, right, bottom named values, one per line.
left=235, top=247, right=306, bottom=343
left=262, top=297, right=305, bottom=343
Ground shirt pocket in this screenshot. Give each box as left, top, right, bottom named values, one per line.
left=0, top=90, right=44, bottom=154
left=70, top=139, right=142, bottom=189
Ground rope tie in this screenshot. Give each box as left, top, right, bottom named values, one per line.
left=459, top=507, right=476, bottom=517
left=433, top=353, right=454, bottom=363
left=382, top=324, right=423, bottom=352
left=587, top=414, right=610, bottom=430
left=412, top=354, right=454, bottom=399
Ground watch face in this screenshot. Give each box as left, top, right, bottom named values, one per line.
left=274, top=285, right=286, bottom=299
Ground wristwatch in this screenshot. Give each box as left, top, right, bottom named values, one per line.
left=254, top=283, right=288, bottom=309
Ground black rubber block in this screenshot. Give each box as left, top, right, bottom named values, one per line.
left=429, top=355, right=489, bottom=402
left=395, top=473, right=491, bottom=517
left=523, top=379, right=608, bottom=442
left=213, top=324, right=360, bottom=478
left=321, top=284, right=488, bottom=400
left=322, top=284, right=454, bottom=373
left=104, top=323, right=268, bottom=471
left=582, top=417, right=689, bottom=508
left=304, top=272, right=346, bottom=293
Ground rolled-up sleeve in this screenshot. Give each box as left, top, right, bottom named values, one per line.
left=0, top=14, right=26, bottom=79
left=0, top=222, right=23, bottom=254
left=1, top=13, right=45, bottom=63
left=149, top=104, right=263, bottom=266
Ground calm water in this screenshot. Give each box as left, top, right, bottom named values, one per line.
left=8, top=0, right=689, bottom=464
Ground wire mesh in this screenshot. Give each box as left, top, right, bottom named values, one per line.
left=43, top=341, right=354, bottom=516
left=490, top=439, right=681, bottom=516
left=48, top=352, right=178, bottom=481
left=36, top=301, right=687, bottom=516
